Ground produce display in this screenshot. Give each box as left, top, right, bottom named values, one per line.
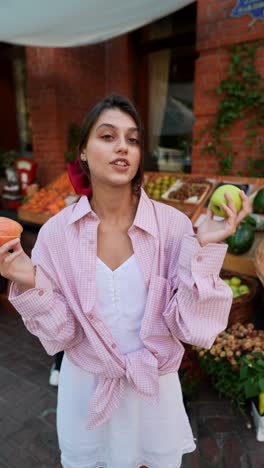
left=226, top=220, right=255, bottom=255
left=144, top=174, right=178, bottom=199
left=162, top=176, right=212, bottom=204
left=144, top=174, right=213, bottom=204
left=209, top=184, right=242, bottom=217
left=0, top=217, right=23, bottom=246
left=223, top=275, right=250, bottom=298
left=19, top=172, right=77, bottom=217
left=253, top=187, right=264, bottom=214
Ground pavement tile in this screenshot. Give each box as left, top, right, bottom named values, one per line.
left=248, top=456, right=264, bottom=468
left=223, top=435, right=247, bottom=468
left=0, top=439, right=41, bottom=468
left=181, top=450, right=203, bottom=468
left=0, top=415, right=22, bottom=440
left=199, top=435, right=222, bottom=467
left=9, top=417, right=60, bottom=462
left=40, top=408, right=57, bottom=429
left=1, top=299, right=264, bottom=468
left=205, top=416, right=239, bottom=433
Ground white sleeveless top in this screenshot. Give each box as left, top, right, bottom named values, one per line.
left=57, top=255, right=196, bottom=468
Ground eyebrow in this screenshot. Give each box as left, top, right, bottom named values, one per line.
left=96, top=123, right=139, bottom=132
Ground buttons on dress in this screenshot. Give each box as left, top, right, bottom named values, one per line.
left=111, top=343, right=117, bottom=349
left=88, top=313, right=94, bottom=320
left=38, top=289, right=44, bottom=297
left=195, top=255, right=203, bottom=263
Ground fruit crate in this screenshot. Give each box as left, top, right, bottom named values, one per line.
left=143, top=172, right=180, bottom=200
left=17, top=171, right=78, bottom=225
left=220, top=270, right=258, bottom=327
left=162, top=177, right=214, bottom=205
left=144, top=172, right=216, bottom=220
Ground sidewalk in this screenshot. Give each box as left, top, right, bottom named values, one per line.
left=0, top=297, right=263, bottom=468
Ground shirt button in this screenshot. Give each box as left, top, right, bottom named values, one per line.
left=88, top=313, right=94, bottom=320
left=195, top=255, right=203, bottom=263
left=111, top=343, right=117, bottom=349
left=38, top=289, right=44, bottom=297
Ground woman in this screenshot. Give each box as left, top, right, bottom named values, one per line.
left=0, top=94, right=249, bottom=468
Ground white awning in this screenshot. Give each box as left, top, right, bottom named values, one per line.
left=0, top=0, right=195, bottom=47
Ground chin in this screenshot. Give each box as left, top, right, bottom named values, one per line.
left=109, top=173, right=135, bottom=187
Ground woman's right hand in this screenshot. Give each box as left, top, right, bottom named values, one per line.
left=0, top=238, right=35, bottom=290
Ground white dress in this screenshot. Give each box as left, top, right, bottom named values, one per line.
left=57, top=255, right=196, bottom=468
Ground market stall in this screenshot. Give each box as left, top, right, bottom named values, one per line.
left=17, top=170, right=264, bottom=280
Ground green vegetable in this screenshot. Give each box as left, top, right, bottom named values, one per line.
left=226, top=222, right=255, bottom=255
left=253, top=187, right=264, bottom=214
left=242, top=215, right=257, bottom=229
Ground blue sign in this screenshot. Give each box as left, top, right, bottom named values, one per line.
left=231, top=0, right=264, bottom=19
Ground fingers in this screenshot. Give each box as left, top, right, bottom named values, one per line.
left=221, top=202, right=236, bottom=223
left=0, top=238, right=21, bottom=255
left=220, top=192, right=237, bottom=223
left=236, top=190, right=251, bottom=224
left=0, top=239, right=23, bottom=275
left=206, top=208, right=214, bottom=220
left=222, top=191, right=251, bottom=226
left=3, top=247, right=23, bottom=264
left=223, top=192, right=237, bottom=215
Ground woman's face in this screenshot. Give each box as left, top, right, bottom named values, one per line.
left=80, top=108, right=141, bottom=190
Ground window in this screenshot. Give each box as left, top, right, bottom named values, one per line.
left=136, top=3, right=197, bottom=173
left=13, top=52, right=32, bottom=153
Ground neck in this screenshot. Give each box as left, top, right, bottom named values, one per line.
left=90, top=182, right=139, bottom=224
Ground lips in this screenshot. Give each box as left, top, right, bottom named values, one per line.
left=110, top=158, right=129, bottom=167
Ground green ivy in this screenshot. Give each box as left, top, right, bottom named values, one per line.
left=65, top=123, right=81, bottom=163
left=200, top=40, right=264, bottom=176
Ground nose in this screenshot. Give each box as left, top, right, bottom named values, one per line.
left=115, top=135, right=128, bottom=154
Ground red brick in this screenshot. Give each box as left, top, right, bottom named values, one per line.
left=26, top=34, right=135, bottom=186
left=199, top=435, right=221, bottom=465
left=223, top=435, right=245, bottom=467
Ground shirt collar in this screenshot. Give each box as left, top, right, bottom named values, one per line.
left=68, top=188, right=159, bottom=239
left=131, top=188, right=158, bottom=239
left=68, top=195, right=93, bottom=225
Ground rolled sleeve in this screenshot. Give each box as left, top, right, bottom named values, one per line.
left=178, top=234, right=228, bottom=277
left=164, top=234, right=232, bottom=349
left=9, top=266, right=53, bottom=320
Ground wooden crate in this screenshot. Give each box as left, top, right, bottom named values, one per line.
left=144, top=171, right=218, bottom=221
left=17, top=207, right=52, bottom=225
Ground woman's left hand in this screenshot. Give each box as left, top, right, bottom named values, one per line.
left=196, top=190, right=251, bottom=247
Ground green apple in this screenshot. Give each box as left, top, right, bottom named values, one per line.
left=239, top=284, right=250, bottom=295
left=209, top=184, right=242, bottom=217
left=230, top=285, right=239, bottom=296
left=152, top=189, right=161, bottom=200
left=229, top=276, right=242, bottom=287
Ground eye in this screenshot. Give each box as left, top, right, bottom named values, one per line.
left=101, top=134, right=114, bottom=141
left=128, top=137, right=140, bottom=145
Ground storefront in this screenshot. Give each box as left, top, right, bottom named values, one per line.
left=0, top=1, right=263, bottom=187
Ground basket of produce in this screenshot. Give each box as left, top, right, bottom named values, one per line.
left=220, top=270, right=258, bottom=326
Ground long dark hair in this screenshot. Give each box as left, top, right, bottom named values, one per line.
left=78, top=94, right=144, bottom=193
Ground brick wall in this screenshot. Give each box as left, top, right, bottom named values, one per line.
left=26, top=34, right=134, bottom=186
left=192, top=0, right=264, bottom=175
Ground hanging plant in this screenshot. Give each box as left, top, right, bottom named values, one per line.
left=65, top=123, right=81, bottom=163
left=199, top=39, right=264, bottom=175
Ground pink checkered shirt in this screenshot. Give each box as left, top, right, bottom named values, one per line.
left=9, top=189, right=232, bottom=429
